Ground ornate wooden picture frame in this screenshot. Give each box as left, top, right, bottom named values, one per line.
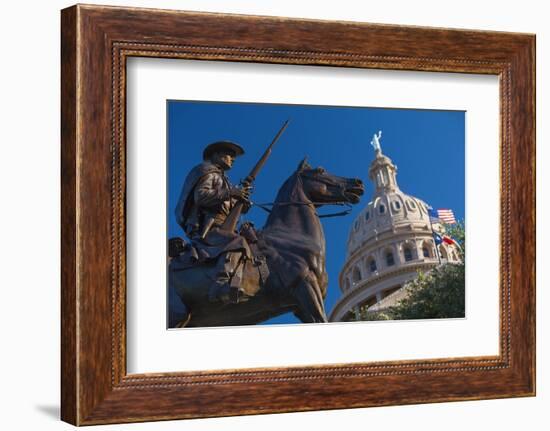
left=61, top=4, right=535, bottom=425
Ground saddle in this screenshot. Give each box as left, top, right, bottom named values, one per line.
left=169, top=222, right=270, bottom=291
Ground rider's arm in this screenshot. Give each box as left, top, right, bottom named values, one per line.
left=194, top=173, right=229, bottom=210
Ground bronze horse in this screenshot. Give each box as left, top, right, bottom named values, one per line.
left=169, top=159, right=364, bottom=327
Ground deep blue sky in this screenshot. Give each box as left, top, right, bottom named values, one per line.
left=167, top=100, right=465, bottom=325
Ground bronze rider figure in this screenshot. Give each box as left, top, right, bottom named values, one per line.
left=174, top=141, right=252, bottom=304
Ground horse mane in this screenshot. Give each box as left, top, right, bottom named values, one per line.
left=264, top=170, right=309, bottom=227
left=273, top=171, right=300, bottom=202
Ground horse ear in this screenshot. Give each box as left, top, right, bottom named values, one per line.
left=297, top=157, right=311, bottom=171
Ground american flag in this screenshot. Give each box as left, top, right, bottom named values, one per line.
left=427, top=206, right=457, bottom=224
left=436, top=209, right=456, bottom=224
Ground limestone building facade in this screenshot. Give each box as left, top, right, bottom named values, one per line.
left=329, top=144, right=461, bottom=322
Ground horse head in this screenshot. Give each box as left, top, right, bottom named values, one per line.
left=296, top=157, right=365, bottom=205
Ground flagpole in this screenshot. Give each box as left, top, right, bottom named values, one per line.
left=428, top=206, right=442, bottom=264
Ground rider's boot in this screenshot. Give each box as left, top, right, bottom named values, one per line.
left=209, top=252, right=244, bottom=304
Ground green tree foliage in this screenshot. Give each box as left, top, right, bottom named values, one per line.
left=358, top=221, right=465, bottom=321
left=389, top=221, right=465, bottom=320
left=389, top=262, right=465, bottom=319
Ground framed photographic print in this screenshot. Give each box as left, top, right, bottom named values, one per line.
left=61, top=4, right=535, bottom=425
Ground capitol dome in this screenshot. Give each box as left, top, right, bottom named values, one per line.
left=329, top=141, right=461, bottom=322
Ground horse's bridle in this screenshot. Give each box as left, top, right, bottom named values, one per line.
left=251, top=171, right=354, bottom=218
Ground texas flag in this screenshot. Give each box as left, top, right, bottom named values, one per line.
left=442, top=235, right=458, bottom=246
left=434, top=232, right=462, bottom=250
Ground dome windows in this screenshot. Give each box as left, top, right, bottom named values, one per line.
left=352, top=266, right=362, bottom=284
left=421, top=240, right=434, bottom=258
left=379, top=204, right=386, bottom=214
left=368, top=257, right=377, bottom=273
left=404, top=246, right=413, bottom=262
left=365, top=211, right=370, bottom=221
left=406, top=199, right=418, bottom=211
left=385, top=251, right=395, bottom=267
left=392, top=200, right=402, bottom=212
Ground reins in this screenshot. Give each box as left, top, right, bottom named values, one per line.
left=252, top=200, right=353, bottom=218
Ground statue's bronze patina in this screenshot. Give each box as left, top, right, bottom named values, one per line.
left=174, top=139, right=253, bottom=305
left=169, top=129, right=364, bottom=327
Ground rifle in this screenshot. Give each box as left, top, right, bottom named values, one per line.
left=221, top=119, right=290, bottom=233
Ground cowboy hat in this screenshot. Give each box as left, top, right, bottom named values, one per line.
left=202, top=140, right=245, bottom=161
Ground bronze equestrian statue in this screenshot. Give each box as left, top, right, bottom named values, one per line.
left=169, top=132, right=364, bottom=327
